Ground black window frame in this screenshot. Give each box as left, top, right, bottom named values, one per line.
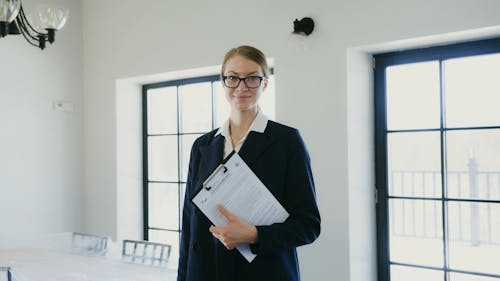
left=142, top=74, right=221, bottom=242
left=374, top=37, right=500, bottom=281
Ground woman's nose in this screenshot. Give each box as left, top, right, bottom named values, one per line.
left=236, top=80, right=248, bottom=91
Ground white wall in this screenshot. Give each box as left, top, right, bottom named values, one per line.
left=0, top=0, right=83, bottom=238
left=81, top=1, right=500, bottom=280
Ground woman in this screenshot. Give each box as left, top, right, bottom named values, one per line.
left=178, top=45, right=320, bottom=281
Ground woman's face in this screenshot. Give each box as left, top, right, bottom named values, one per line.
left=222, top=55, right=268, bottom=113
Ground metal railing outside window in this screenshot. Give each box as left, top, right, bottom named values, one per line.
left=390, top=156, right=500, bottom=246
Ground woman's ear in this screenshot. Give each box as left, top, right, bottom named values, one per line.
left=262, top=78, right=269, bottom=91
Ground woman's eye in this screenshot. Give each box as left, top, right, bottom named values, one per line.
left=228, top=76, right=239, bottom=81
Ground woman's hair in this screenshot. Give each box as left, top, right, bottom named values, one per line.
left=221, top=45, right=270, bottom=78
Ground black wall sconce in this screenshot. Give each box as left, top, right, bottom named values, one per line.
left=292, top=17, right=314, bottom=36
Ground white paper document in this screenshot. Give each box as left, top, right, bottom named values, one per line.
left=192, top=152, right=289, bottom=263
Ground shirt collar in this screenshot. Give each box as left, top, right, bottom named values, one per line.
left=215, top=107, right=268, bottom=138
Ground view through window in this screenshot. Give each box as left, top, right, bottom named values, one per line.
left=374, top=38, right=500, bottom=281
left=142, top=73, right=275, bottom=268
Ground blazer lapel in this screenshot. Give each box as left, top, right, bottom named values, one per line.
left=238, top=130, right=276, bottom=165
left=198, top=134, right=225, bottom=179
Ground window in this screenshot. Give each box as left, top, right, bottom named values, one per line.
left=142, top=72, right=275, bottom=267
left=375, top=38, right=500, bottom=281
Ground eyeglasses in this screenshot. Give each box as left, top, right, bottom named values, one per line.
left=222, top=75, right=266, bottom=89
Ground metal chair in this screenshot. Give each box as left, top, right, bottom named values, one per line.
left=0, top=266, right=12, bottom=281
left=122, top=240, right=171, bottom=266
left=71, top=232, right=108, bottom=256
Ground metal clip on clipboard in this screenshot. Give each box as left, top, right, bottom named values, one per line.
left=203, top=165, right=228, bottom=191
left=202, top=150, right=234, bottom=191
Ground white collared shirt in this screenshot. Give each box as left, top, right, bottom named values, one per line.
left=215, top=108, right=269, bottom=158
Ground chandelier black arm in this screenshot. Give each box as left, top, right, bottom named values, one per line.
left=16, top=15, right=41, bottom=47
left=18, top=5, right=47, bottom=39
left=16, top=5, right=49, bottom=49
left=17, top=24, right=41, bottom=47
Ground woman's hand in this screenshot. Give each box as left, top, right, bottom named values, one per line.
left=209, top=204, right=258, bottom=250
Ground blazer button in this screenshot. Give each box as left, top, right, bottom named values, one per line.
left=195, top=208, right=202, bottom=217
left=192, top=242, right=200, bottom=252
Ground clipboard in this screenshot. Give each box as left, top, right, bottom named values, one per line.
left=191, top=151, right=289, bottom=262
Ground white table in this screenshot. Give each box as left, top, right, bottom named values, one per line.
left=0, top=249, right=177, bottom=281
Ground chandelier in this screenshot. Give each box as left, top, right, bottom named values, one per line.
left=0, top=0, right=68, bottom=50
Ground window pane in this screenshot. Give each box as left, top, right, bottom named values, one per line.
left=444, top=53, right=500, bottom=127
left=446, top=129, right=500, bottom=201
left=148, top=183, right=179, bottom=230
left=148, top=229, right=180, bottom=268
left=147, top=87, right=177, bottom=134
left=450, top=272, right=500, bottom=281
left=148, top=135, right=178, bottom=181
left=390, top=199, right=444, bottom=267
left=390, top=265, right=443, bottom=281
left=179, top=82, right=212, bottom=133
left=386, top=61, right=440, bottom=130
left=214, top=81, right=230, bottom=128
left=388, top=132, right=442, bottom=197
left=180, top=134, right=201, bottom=181
left=448, top=202, right=500, bottom=275
left=260, top=75, right=276, bottom=120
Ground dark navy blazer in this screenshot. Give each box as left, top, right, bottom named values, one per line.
left=177, top=120, right=321, bottom=281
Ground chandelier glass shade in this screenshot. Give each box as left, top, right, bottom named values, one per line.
left=0, top=0, right=68, bottom=50
left=0, top=0, right=19, bottom=22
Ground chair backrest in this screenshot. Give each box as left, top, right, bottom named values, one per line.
left=122, top=240, right=171, bottom=266
left=71, top=232, right=108, bottom=256
left=0, top=266, right=12, bottom=281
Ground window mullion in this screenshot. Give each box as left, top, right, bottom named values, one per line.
left=374, top=57, right=391, bottom=281
left=142, top=87, right=150, bottom=240
left=177, top=85, right=182, bottom=236
left=439, top=59, right=450, bottom=281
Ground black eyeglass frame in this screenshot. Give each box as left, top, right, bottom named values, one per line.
left=221, top=75, right=267, bottom=89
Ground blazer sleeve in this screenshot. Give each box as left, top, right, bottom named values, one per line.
left=250, top=129, right=321, bottom=255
